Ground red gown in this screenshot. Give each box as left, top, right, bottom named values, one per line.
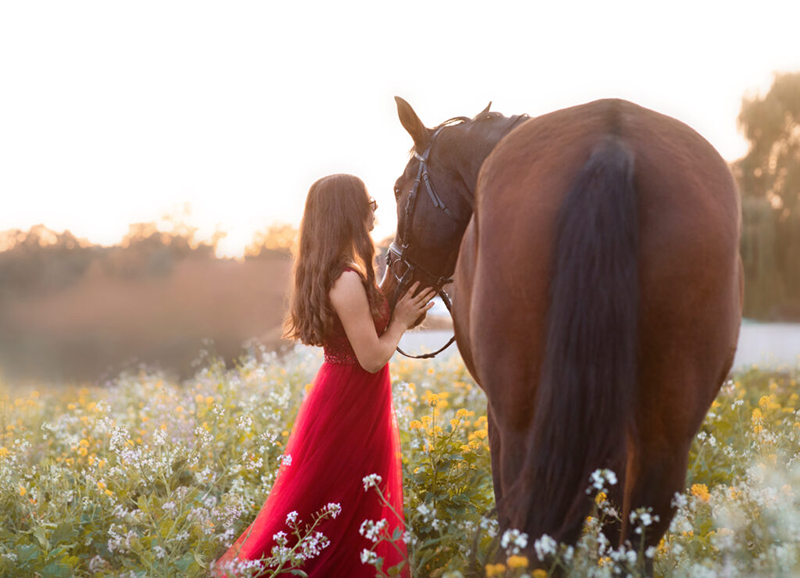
left=214, top=272, right=408, bottom=577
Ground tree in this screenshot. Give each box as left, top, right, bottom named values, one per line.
left=735, top=72, right=800, bottom=217
left=245, top=223, right=298, bottom=259
left=735, top=71, right=800, bottom=319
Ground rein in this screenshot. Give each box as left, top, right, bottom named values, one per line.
left=388, top=113, right=530, bottom=360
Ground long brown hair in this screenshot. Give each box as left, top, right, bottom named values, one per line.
left=283, top=174, right=384, bottom=346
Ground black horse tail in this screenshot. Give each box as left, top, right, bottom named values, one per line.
left=527, top=136, right=638, bottom=543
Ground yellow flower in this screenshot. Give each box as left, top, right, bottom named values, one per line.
left=507, top=555, right=528, bottom=568
left=691, top=483, right=710, bottom=502
left=450, top=419, right=460, bottom=427
left=595, top=491, right=607, bottom=505
left=427, top=367, right=435, bottom=375
left=598, top=556, right=612, bottom=567
left=485, top=563, right=507, bottom=577
left=78, top=447, right=88, bottom=457
left=175, top=406, right=184, bottom=413
left=532, top=570, right=548, bottom=578
left=97, top=481, right=106, bottom=490
left=79, top=439, right=90, bottom=447
left=205, top=396, right=215, bottom=405
left=409, top=420, right=423, bottom=430
left=195, top=393, right=205, bottom=403
left=0, top=447, right=9, bottom=458
left=19, top=486, right=26, bottom=497
left=456, top=408, right=469, bottom=419
left=105, top=489, right=113, bottom=497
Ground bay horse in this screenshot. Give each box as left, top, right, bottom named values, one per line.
left=382, top=97, right=743, bottom=556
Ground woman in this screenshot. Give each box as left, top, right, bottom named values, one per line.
left=214, top=174, right=434, bottom=577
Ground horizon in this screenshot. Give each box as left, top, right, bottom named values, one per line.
left=2, top=0, right=799, bottom=257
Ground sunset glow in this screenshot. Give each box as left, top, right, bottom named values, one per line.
left=2, top=0, right=799, bottom=257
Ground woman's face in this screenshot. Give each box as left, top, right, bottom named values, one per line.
left=367, top=196, right=377, bottom=232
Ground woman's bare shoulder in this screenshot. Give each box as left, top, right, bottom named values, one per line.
left=329, top=270, right=367, bottom=307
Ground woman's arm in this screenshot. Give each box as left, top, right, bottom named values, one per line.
left=329, top=271, right=435, bottom=373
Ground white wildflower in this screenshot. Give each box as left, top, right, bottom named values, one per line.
left=502, top=528, right=529, bottom=555
left=359, top=519, right=387, bottom=543
left=325, top=503, right=342, bottom=519
left=360, top=549, right=379, bottom=565
left=362, top=473, right=382, bottom=491
left=533, top=533, right=556, bottom=560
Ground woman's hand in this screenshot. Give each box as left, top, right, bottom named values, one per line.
left=393, top=282, right=437, bottom=329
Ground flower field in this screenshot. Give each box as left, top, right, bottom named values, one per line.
left=1, top=346, right=800, bottom=577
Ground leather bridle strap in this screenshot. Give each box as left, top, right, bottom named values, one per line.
left=395, top=288, right=457, bottom=360
left=390, top=113, right=529, bottom=360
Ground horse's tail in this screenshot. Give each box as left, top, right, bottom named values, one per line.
left=527, top=136, right=638, bottom=543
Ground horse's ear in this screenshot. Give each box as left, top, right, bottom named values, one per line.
left=478, top=101, right=492, bottom=116
left=395, top=96, right=431, bottom=150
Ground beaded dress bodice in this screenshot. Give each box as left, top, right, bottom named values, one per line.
left=323, top=269, right=391, bottom=365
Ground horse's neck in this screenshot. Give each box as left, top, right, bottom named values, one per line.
left=453, top=137, right=505, bottom=208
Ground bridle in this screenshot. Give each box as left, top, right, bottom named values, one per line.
left=387, top=113, right=529, bottom=359
left=386, top=117, right=468, bottom=359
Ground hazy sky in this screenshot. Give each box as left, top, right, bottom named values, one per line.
left=2, top=0, right=798, bottom=257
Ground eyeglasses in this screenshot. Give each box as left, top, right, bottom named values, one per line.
left=369, top=197, right=378, bottom=211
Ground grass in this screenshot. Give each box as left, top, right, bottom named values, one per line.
left=1, top=347, right=799, bottom=577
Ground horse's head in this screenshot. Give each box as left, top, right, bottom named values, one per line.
left=381, top=96, right=528, bottom=313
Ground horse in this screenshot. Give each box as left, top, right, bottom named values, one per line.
left=381, top=97, right=743, bottom=559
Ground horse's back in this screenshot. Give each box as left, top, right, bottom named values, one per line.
left=461, top=97, right=741, bottom=430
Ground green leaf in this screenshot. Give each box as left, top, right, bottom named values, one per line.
left=289, top=571, right=308, bottom=577
left=15, top=543, right=39, bottom=564
left=175, top=552, right=194, bottom=573
left=160, top=518, right=172, bottom=539
left=41, top=562, right=73, bottom=577
left=51, top=522, right=76, bottom=546
left=33, top=526, right=49, bottom=551
left=193, top=549, right=207, bottom=569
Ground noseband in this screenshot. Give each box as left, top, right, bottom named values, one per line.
left=387, top=113, right=530, bottom=359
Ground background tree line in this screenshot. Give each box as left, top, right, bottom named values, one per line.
left=736, top=71, right=800, bottom=320
left=0, top=221, right=296, bottom=382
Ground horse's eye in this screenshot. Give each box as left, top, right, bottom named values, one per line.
left=394, top=187, right=401, bottom=199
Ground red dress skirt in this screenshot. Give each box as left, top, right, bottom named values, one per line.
left=214, top=290, right=408, bottom=577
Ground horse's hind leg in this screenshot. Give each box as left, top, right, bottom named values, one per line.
left=621, top=342, right=738, bottom=551
left=621, top=436, right=693, bottom=546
